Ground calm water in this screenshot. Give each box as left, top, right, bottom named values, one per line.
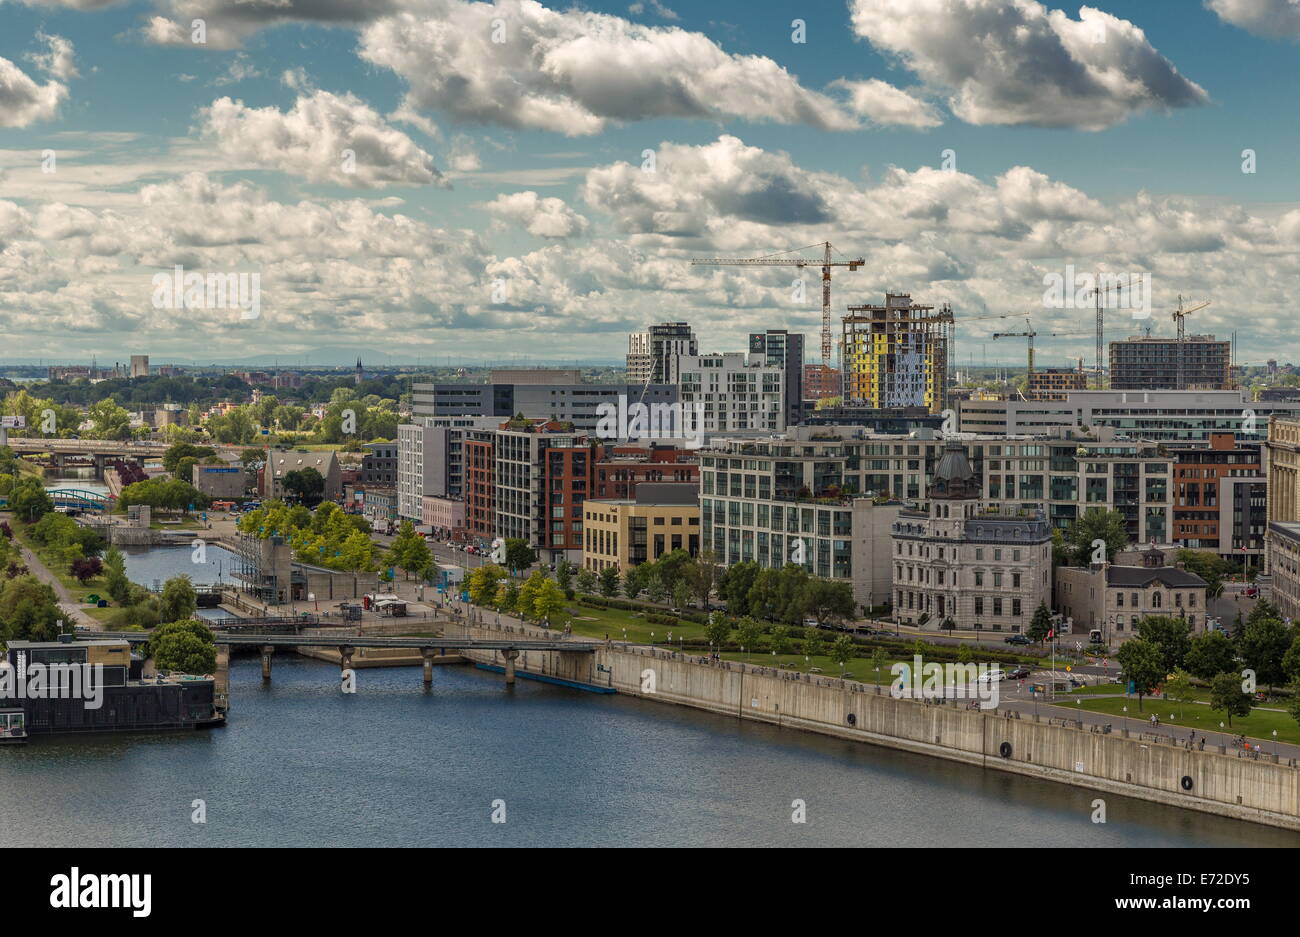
left=5, top=543, right=1296, bottom=847
left=5, top=655, right=1299, bottom=847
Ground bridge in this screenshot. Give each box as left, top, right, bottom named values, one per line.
left=1, top=437, right=167, bottom=458
left=49, top=488, right=114, bottom=513
left=79, top=630, right=602, bottom=686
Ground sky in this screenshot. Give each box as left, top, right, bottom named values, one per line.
left=1, top=0, right=1299, bottom=368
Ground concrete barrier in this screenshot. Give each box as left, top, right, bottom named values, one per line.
left=456, top=621, right=1300, bottom=831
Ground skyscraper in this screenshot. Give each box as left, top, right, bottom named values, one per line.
left=627, top=322, right=697, bottom=386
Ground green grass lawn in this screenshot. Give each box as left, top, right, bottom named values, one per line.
left=1060, top=694, right=1300, bottom=745
left=712, top=650, right=905, bottom=684
left=557, top=602, right=708, bottom=644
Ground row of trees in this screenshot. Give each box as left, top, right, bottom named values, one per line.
left=237, top=500, right=377, bottom=572
left=714, top=560, right=856, bottom=626
left=1114, top=602, right=1300, bottom=727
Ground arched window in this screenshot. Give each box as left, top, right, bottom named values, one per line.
left=1153, top=591, right=1162, bottom=608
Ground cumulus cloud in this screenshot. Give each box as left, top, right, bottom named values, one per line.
left=849, top=0, right=1208, bottom=129
left=0, top=56, right=68, bottom=128
left=483, top=191, right=588, bottom=238
left=29, top=34, right=79, bottom=81
left=199, top=89, right=444, bottom=188
left=358, top=0, right=863, bottom=135
left=830, top=78, right=942, bottom=128
left=140, top=0, right=403, bottom=50
left=1206, top=0, right=1300, bottom=37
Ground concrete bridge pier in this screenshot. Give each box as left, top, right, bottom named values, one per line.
left=261, top=645, right=274, bottom=682
left=421, top=647, right=436, bottom=688
left=501, top=649, right=519, bottom=686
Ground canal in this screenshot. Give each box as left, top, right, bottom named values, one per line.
left=5, top=539, right=1296, bottom=847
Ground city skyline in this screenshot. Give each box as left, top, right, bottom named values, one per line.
left=2, top=0, right=1300, bottom=368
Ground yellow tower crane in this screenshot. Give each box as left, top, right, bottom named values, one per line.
left=1171, top=294, right=1211, bottom=390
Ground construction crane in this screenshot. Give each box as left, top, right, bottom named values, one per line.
left=690, top=242, right=863, bottom=367
left=992, top=318, right=1037, bottom=383
left=1171, top=294, right=1211, bottom=390
left=1082, top=279, right=1129, bottom=390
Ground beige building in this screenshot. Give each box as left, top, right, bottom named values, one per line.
left=891, top=442, right=1052, bottom=632
left=1055, top=547, right=1208, bottom=646
left=262, top=448, right=342, bottom=501
left=583, top=483, right=699, bottom=572
left=1266, top=416, right=1300, bottom=619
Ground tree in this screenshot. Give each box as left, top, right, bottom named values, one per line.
left=555, top=560, right=574, bottom=599
left=956, top=642, right=973, bottom=664
left=516, top=570, right=547, bottom=620
left=1115, top=638, right=1165, bottom=711
left=88, top=398, right=133, bottom=440
left=467, top=564, right=505, bottom=605
left=1283, top=633, right=1300, bottom=685
left=704, top=612, right=730, bottom=649
left=103, top=546, right=131, bottom=605
left=1176, top=549, right=1231, bottom=598
left=746, top=568, right=782, bottom=621
left=158, top=575, right=197, bottom=623
left=1164, top=668, right=1195, bottom=719
left=802, top=629, right=825, bottom=659
left=1065, top=508, right=1128, bottom=566
left=718, top=561, right=759, bottom=616
left=1027, top=602, right=1052, bottom=642
left=163, top=443, right=217, bottom=474
left=830, top=635, right=855, bottom=676
left=654, top=548, right=692, bottom=593
left=870, top=645, right=888, bottom=680
left=0, top=575, right=62, bottom=642
left=386, top=521, right=430, bottom=580
left=798, top=578, right=855, bottom=626
left=283, top=467, right=325, bottom=506
left=770, top=625, right=791, bottom=655
left=671, top=580, right=690, bottom=611
left=533, top=578, right=567, bottom=624
left=622, top=565, right=645, bottom=601
left=1209, top=672, right=1252, bottom=728
left=1136, top=615, right=1192, bottom=674
left=644, top=568, right=668, bottom=603
left=1185, top=629, right=1237, bottom=680
left=575, top=567, right=597, bottom=594
left=503, top=538, right=536, bottom=572
left=149, top=619, right=217, bottom=675
left=70, top=556, right=103, bottom=583
left=1287, top=682, right=1300, bottom=731
left=9, top=476, right=53, bottom=522
left=735, top=618, right=762, bottom=653
left=1237, top=614, right=1293, bottom=690
left=683, top=550, right=720, bottom=610
left=598, top=565, right=620, bottom=598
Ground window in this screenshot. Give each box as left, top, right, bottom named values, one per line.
left=1153, top=592, right=1162, bottom=608
left=1116, top=592, right=1124, bottom=608
left=1012, top=599, right=1021, bottom=616
left=975, top=598, right=983, bottom=616
left=974, top=571, right=983, bottom=587
left=993, top=598, right=1003, bottom=616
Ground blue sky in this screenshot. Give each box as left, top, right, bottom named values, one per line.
left=1, top=0, right=1299, bottom=368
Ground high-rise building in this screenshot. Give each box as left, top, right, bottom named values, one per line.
left=627, top=322, right=697, bottom=385
left=130, top=355, right=149, bottom=378
left=397, top=415, right=504, bottom=521
left=1109, top=335, right=1231, bottom=390
left=841, top=293, right=951, bottom=413
left=749, top=330, right=805, bottom=427
left=677, top=352, right=785, bottom=433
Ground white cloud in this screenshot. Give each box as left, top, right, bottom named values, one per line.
left=0, top=56, right=68, bottom=128
left=849, top=0, right=1208, bottom=130
left=483, top=191, right=588, bottom=238
left=1206, top=0, right=1300, bottom=37
left=199, top=89, right=444, bottom=188
left=830, top=78, right=942, bottom=128
left=28, top=34, right=79, bottom=81
left=358, top=0, right=864, bottom=135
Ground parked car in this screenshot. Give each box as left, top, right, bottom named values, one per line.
left=1007, top=667, right=1031, bottom=680
left=1004, top=634, right=1031, bottom=646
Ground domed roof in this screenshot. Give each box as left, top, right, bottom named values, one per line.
left=930, top=441, right=980, bottom=500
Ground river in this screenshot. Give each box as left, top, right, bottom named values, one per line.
left=5, top=539, right=1297, bottom=847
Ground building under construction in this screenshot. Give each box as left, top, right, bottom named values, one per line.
left=841, top=293, right=952, bottom=413
left=1109, top=335, right=1231, bottom=390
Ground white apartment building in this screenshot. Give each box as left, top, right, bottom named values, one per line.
left=678, top=352, right=785, bottom=434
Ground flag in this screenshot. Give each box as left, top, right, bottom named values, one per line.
left=1046, top=628, right=1054, bottom=640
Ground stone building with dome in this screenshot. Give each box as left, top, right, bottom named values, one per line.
left=891, top=441, right=1053, bottom=632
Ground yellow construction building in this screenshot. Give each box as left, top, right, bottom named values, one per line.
left=841, top=293, right=951, bottom=414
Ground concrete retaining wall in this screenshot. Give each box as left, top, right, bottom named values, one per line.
left=457, top=621, right=1300, bottom=831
